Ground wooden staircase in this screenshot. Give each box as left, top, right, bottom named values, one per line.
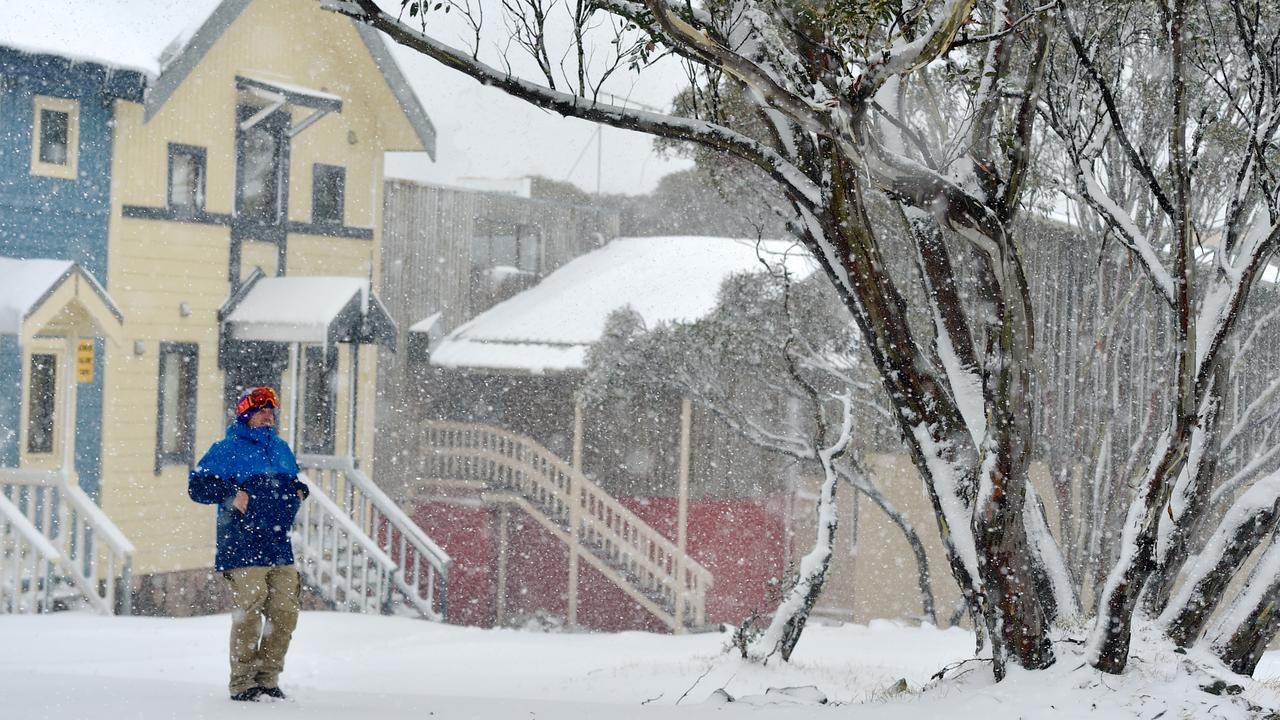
left=0, top=469, right=134, bottom=615
left=296, top=455, right=451, bottom=620
left=414, top=422, right=712, bottom=632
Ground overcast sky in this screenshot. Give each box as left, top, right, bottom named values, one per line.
left=373, top=0, right=694, bottom=195
left=382, top=44, right=693, bottom=196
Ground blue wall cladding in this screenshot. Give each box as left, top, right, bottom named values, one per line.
left=0, top=48, right=142, bottom=279
left=0, top=335, right=19, bottom=467
left=0, top=47, right=142, bottom=488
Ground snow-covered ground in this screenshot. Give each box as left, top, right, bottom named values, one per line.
left=2, top=612, right=1279, bottom=719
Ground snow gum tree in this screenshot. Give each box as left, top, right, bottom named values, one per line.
left=330, top=0, right=1280, bottom=681
left=582, top=268, right=938, bottom=660
left=1044, top=0, right=1280, bottom=675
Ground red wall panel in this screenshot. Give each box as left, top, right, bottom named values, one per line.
left=410, top=495, right=788, bottom=631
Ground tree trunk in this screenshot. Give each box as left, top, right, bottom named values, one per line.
left=1088, top=431, right=1190, bottom=673
left=1143, top=372, right=1224, bottom=617
left=1210, top=531, right=1280, bottom=676
left=971, top=224, right=1056, bottom=677
left=749, top=399, right=849, bottom=662
left=1161, top=472, right=1280, bottom=648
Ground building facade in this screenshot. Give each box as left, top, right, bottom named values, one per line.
left=2, top=0, right=438, bottom=615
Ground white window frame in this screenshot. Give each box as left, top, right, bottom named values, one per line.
left=19, top=342, right=64, bottom=467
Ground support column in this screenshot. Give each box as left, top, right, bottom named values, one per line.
left=675, top=397, right=692, bottom=632
left=61, top=336, right=78, bottom=476
left=495, top=504, right=510, bottom=627
left=347, top=343, right=359, bottom=461
left=571, top=396, right=584, bottom=471
left=567, top=396, right=583, bottom=627
left=288, top=343, right=300, bottom=449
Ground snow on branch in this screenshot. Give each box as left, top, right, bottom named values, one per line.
left=328, top=0, right=822, bottom=207
left=1071, top=156, right=1177, bottom=307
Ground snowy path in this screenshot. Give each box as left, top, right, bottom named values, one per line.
left=2, top=612, right=1278, bottom=719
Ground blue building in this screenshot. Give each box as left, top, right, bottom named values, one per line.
left=0, top=45, right=145, bottom=494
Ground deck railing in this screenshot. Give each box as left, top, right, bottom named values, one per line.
left=0, top=469, right=134, bottom=615
left=417, top=422, right=711, bottom=630
left=297, top=455, right=450, bottom=620
left=292, top=482, right=397, bottom=613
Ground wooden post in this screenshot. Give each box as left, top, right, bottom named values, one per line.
left=567, top=395, right=583, bottom=627
left=675, top=397, right=692, bottom=632
left=288, top=343, right=300, bottom=449
left=61, top=336, right=77, bottom=475
left=495, top=504, right=510, bottom=626
left=571, top=395, right=584, bottom=471
left=347, top=343, right=359, bottom=461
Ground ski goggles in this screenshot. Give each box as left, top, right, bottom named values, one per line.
left=236, top=386, right=279, bottom=417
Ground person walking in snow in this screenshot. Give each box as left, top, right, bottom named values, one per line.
left=188, top=386, right=310, bottom=703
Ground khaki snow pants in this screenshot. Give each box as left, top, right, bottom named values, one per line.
left=223, top=565, right=300, bottom=694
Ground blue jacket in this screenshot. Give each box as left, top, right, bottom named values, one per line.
left=188, top=421, right=309, bottom=571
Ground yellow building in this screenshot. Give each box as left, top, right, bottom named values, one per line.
left=99, top=0, right=437, bottom=612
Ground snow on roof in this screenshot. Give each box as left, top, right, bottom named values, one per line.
left=428, top=236, right=814, bottom=373
left=0, top=0, right=222, bottom=76
left=224, top=276, right=370, bottom=344
left=0, top=258, right=75, bottom=335
left=222, top=275, right=399, bottom=348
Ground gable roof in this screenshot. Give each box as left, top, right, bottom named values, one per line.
left=427, top=236, right=815, bottom=374
left=0, top=0, right=435, bottom=157
left=143, top=0, right=436, bottom=157
left=0, top=257, right=124, bottom=341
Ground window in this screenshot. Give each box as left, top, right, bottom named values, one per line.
left=471, top=222, right=542, bottom=274
left=300, top=345, right=337, bottom=455
left=26, top=354, right=56, bottom=454
left=155, top=343, right=198, bottom=473
left=312, top=164, right=345, bottom=225
left=168, top=144, right=206, bottom=214
left=39, top=110, right=69, bottom=164
left=30, top=96, right=79, bottom=179
left=236, top=107, right=287, bottom=229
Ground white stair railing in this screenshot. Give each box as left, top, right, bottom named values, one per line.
left=0, top=492, right=61, bottom=613
left=417, top=422, right=712, bottom=630
left=292, top=483, right=397, bottom=613
left=0, top=469, right=134, bottom=615
left=297, top=455, right=451, bottom=621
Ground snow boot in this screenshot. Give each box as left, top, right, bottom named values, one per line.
left=257, top=686, right=287, bottom=700
left=230, top=687, right=263, bottom=702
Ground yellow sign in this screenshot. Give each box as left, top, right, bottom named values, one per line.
left=76, top=339, right=94, bottom=383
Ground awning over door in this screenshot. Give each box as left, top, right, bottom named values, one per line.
left=219, top=273, right=397, bottom=350
left=0, top=257, right=124, bottom=343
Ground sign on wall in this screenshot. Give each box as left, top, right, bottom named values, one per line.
left=76, top=339, right=94, bottom=383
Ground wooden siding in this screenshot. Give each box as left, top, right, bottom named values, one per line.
left=99, top=0, right=429, bottom=575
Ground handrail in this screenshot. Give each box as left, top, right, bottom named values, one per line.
left=0, top=493, right=62, bottom=614
left=0, top=468, right=135, bottom=615
left=297, top=455, right=450, bottom=621
left=418, top=421, right=712, bottom=629
left=302, top=487, right=397, bottom=569
left=60, top=481, right=135, bottom=556
left=298, top=454, right=450, bottom=567
left=0, top=469, right=61, bottom=487
left=293, top=483, right=396, bottom=614
left=0, top=492, right=62, bottom=559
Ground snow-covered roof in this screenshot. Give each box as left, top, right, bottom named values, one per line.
left=222, top=275, right=397, bottom=348
left=0, top=1, right=436, bottom=156
left=0, top=1, right=222, bottom=77
left=0, top=257, right=123, bottom=338
left=427, top=236, right=814, bottom=373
